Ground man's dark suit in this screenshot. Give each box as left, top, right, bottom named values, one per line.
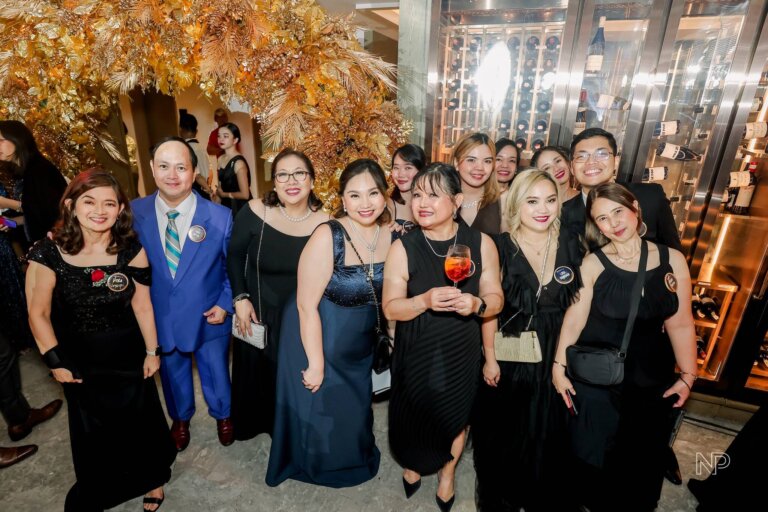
left=561, top=182, right=682, bottom=252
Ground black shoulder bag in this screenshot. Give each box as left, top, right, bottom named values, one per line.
left=566, top=240, right=647, bottom=386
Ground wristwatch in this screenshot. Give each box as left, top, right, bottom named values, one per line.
left=475, top=298, right=487, bottom=317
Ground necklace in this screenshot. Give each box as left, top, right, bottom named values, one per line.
left=347, top=219, right=381, bottom=279
left=422, top=226, right=459, bottom=258
left=278, top=204, right=311, bottom=222
left=611, top=242, right=640, bottom=264
left=461, top=199, right=480, bottom=209
left=519, top=234, right=550, bottom=256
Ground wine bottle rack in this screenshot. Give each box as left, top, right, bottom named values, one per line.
left=693, top=280, right=738, bottom=380
left=434, top=22, right=564, bottom=163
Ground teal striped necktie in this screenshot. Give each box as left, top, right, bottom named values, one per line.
left=165, top=210, right=181, bottom=278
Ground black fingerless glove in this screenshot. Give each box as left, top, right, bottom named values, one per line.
left=42, top=347, right=82, bottom=379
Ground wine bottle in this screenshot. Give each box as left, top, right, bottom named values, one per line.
left=447, top=79, right=461, bottom=92
left=507, top=36, right=520, bottom=51
left=692, top=294, right=703, bottom=318
left=526, top=36, right=540, bottom=51
left=700, top=295, right=721, bottom=321
left=532, top=139, right=545, bottom=151
left=545, top=35, right=560, bottom=50
left=642, top=167, right=669, bottom=182
left=450, top=37, right=464, bottom=51
left=524, top=57, right=537, bottom=69
left=696, top=335, right=707, bottom=360
left=450, top=58, right=461, bottom=72
left=516, top=119, right=529, bottom=132
left=469, top=36, right=482, bottom=52
left=521, top=76, right=535, bottom=91
left=537, top=100, right=551, bottom=113
left=731, top=162, right=758, bottom=215
left=535, top=119, right=548, bottom=133
left=447, top=98, right=460, bottom=110
left=515, top=137, right=527, bottom=150
left=585, top=16, right=606, bottom=74
left=596, top=94, right=629, bottom=110
left=544, top=58, right=556, bottom=70
left=499, top=120, right=510, bottom=130
left=744, top=122, right=768, bottom=139
left=519, top=99, right=532, bottom=112
left=694, top=128, right=710, bottom=140
left=574, top=109, right=587, bottom=135
left=750, top=97, right=763, bottom=112
left=653, top=121, right=680, bottom=137
left=656, top=142, right=701, bottom=161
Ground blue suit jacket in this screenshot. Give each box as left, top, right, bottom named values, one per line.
left=132, top=191, right=233, bottom=353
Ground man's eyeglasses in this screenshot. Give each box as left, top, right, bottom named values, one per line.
left=572, top=149, right=614, bottom=163
left=274, top=170, right=310, bottom=183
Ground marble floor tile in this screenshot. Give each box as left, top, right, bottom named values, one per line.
left=0, top=351, right=738, bottom=511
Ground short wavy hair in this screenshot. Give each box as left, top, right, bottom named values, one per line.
left=503, top=169, right=561, bottom=252
left=585, top=182, right=642, bottom=248
left=264, top=148, right=323, bottom=211
left=53, top=168, right=136, bottom=255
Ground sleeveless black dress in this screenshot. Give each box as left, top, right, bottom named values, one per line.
left=389, top=222, right=483, bottom=475
left=27, top=238, right=176, bottom=511
left=570, top=243, right=680, bottom=512
left=227, top=206, right=310, bottom=440
left=218, top=155, right=250, bottom=217
left=473, top=230, right=582, bottom=512
left=266, top=220, right=381, bottom=488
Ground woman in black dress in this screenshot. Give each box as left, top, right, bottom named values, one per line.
left=387, top=143, right=426, bottom=229
left=383, top=163, right=503, bottom=511
left=0, top=120, right=67, bottom=243
left=215, top=122, right=251, bottom=216
left=228, top=148, right=329, bottom=440
left=473, top=170, right=581, bottom=511
left=26, top=169, right=175, bottom=512
left=451, top=132, right=502, bottom=235
left=552, top=183, right=697, bottom=512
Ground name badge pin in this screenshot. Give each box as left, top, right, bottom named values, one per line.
left=106, top=272, right=129, bottom=292
left=554, top=266, right=574, bottom=285
left=189, top=225, right=206, bottom=243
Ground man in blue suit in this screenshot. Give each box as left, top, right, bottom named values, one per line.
left=132, top=137, right=234, bottom=451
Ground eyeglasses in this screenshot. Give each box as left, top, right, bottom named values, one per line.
left=572, top=149, right=614, bottom=163
left=274, top=170, right=310, bottom=183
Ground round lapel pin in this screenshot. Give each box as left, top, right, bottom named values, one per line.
left=106, top=272, right=130, bottom=292
left=664, top=272, right=677, bottom=293
left=189, top=225, right=206, bottom=243
left=554, top=265, right=574, bottom=285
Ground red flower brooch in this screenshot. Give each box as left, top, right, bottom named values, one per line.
left=90, top=268, right=107, bottom=287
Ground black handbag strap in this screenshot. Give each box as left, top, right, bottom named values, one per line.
left=618, top=240, right=648, bottom=359
left=338, top=222, right=384, bottom=334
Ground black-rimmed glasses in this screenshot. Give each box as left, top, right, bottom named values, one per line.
left=572, top=149, right=614, bottom=163
left=274, top=170, right=310, bottom=183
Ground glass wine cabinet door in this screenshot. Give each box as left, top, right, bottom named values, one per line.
left=635, top=1, right=751, bottom=240
left=563, top=0, right=657, bottom=162
left=432, top=1, right=571, bottom=163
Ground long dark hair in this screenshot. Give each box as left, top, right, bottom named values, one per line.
left=53, top=168, right=136, bottom=255
left=333, top=159, right=391, bottom=225
left=530, top=145, right=569, bottom=168
left=390, top=144, right=427, bottom=205
left=0, top=120, right=41, bottom=172
left=264, top=148, right=323, bottom=210
left=585, top=182, right=642, bottom=248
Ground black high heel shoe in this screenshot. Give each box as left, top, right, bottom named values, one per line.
left=402, top=476, right=422, bottom=499
left=435, top=494, right=455, bottom=512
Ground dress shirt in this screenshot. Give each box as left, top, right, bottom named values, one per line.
left=155, top=192, right=197, bottom=252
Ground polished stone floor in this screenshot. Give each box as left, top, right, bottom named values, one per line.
left=1, top=351, right=738, bottom=511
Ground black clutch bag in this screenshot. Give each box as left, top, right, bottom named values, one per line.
left=372, top=329, right=393, bottom=375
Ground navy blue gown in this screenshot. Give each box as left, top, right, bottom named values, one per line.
left=266, top=220, right=381, bottom=488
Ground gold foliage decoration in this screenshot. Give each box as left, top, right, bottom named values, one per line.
left=0, top=0, right=410, bottom=203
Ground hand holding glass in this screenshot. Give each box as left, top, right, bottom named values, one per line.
left=445, top=244, right=476, bottom=287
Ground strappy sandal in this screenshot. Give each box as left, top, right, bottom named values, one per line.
left=143, top=495, right=164, bottom=511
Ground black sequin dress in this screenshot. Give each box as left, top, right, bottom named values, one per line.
left=27, top=238, right=176, bottom=511
left=0, top=180, right=33, bottom=348
left=472, top=230, right=582, bottom=512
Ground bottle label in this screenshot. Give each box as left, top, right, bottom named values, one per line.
left=729, top=171, right=752, bottom=187
left=657, top=121, right=680, bottom=136
left=751, top=97, right=763, bottom=112
left=745, top=122, right=768, bottom=139
left=734, top=186, right=755, bottom=208
left=659, top=144, right=680, bottom=159
left=585, top=55, right=603, bottom=72
left=644, top=167, right=668, bottom=182
left=573, top=121, right=586, bottom=134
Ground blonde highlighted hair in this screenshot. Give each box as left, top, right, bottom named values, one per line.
left=503, top=169, right=561, bottom=251
left=451, top=132, right=499, bottom=208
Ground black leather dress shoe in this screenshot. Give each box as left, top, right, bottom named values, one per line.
left=8, top=399, right=63, bottom=441
left=0, top=445, right=38, bottom=468
left=664, top=447, right=682, bottom=485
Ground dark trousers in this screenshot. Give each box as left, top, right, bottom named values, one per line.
left=0, top=329, right=31, bottom=427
